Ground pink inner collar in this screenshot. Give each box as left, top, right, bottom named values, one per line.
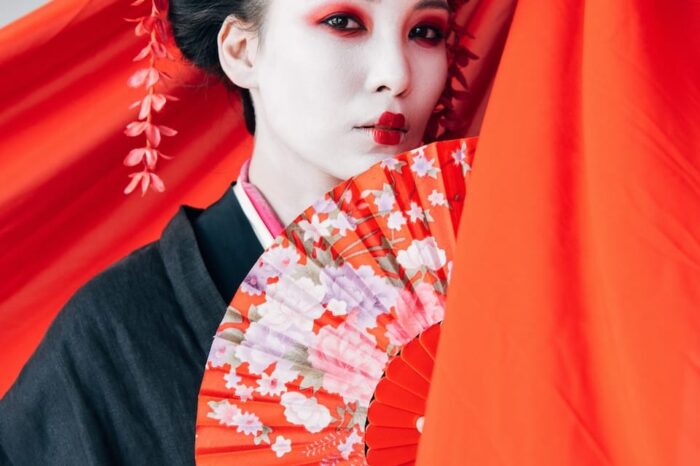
left=237, top=159, right=285, bottom=238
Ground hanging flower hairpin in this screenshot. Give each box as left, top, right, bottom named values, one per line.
left=123, top=0, right=178, bottom=196
left=424, top=0, right=479, bottom=143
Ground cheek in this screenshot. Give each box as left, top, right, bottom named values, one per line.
left=413, top=50, right=449, bottom=107
left=259, top=35, right=359, bottom=134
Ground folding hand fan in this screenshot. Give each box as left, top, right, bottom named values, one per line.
left=195, top=137, right=477, bottom=465
left=365, top=323, right=441, bottom=465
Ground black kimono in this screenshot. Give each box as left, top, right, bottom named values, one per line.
left=0, top=185, right=263, bottom=465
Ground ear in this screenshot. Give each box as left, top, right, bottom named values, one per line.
left=217, top=15, right=260, bottom=90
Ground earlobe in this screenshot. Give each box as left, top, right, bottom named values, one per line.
left=217, top=15, right=259, bottom=90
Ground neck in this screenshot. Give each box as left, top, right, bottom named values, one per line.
left=247, top=123, right=341, bottom=226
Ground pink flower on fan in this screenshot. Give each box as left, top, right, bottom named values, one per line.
left=308, top=313, right=388, bottom=404
left=385, top=283, right=445, bottom=346
left=208, top=337, right=236, bottom=368
left=207, top=400, right=242, bottom=427
left=232, top=411, right=263, bottom=436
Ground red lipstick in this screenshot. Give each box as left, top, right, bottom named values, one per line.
left=372, top=112, right=406, bottom=145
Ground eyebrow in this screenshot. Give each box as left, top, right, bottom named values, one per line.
left=414, top=0, right=452, bottom=12
left=362, top=0, right=452, bottom=12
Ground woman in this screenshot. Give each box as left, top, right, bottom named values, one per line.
left=0, top=0, right=466, bottom=464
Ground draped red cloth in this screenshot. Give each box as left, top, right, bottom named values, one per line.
left=418, top=1, right=700, bottom=465
left=0, top=0, right=254, bottom=395
left=0, top=0, right=512, bottom=396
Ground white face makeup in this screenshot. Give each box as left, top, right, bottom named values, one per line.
left=229, top=0, right=451, bottom=184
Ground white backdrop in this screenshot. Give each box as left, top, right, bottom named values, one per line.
left=0, top=0, right=48, bottom=29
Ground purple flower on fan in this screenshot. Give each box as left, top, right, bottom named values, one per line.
left=235, top=322, right=296, bottom=374
left=319, top=264, right=398, bottom=328
left=240, top=261, right=272, bottom=296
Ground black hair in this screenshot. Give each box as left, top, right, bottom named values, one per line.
left=168, top=0, right=267, bottom=135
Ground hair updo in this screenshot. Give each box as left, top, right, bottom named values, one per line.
left=168, top=0, right=267, bottom=135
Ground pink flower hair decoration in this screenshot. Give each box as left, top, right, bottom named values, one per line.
left=123, top=0, right=179, bottom=196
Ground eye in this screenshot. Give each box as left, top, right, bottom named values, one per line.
left=409, top=24, right=446, bottom=44
left=321, top=14, right=365, bottom=32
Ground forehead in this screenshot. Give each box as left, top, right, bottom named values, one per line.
left=295, top=0, right=451, bottom=13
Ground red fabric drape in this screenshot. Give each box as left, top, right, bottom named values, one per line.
left=0, top=0, right=254, bottom=395
left=418, top=1, right=700, bottom=465
left=0, top=0, right=512, bottom=396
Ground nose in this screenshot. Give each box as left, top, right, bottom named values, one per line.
left=364, top=34, right=411, bottom=98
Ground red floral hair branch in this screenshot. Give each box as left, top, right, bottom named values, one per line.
left=123, top=0, right=179, bottom=196
left=423, top=0, right=479, bottom=143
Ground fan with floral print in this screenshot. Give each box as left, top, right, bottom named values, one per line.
left=195, top=137, right=477, bottom=465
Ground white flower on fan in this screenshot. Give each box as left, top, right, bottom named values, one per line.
left=313, top=197, right=338, bottom=214
left=411, top=150, right=439, bottom=178
left=256, top=362, right=300, bottom=397
left=271, top=435, right=292, bottom=458
left=207, top=400, right=241, bottom=427
left=326, top=298, right=348, bottom=316
left=207, top=338, right=236, bottom=368
left=374, top=189, right=396, bottom=213
left=387, top=211, right=407, bottom=231
left=258, top=276, right=326, bottom=334
left=232, top=410, right=263, bottom=436
left=452, top=140, right=472, bottom=175
left=256, top=372, right=287, bottom=397
left=272, top=360, right=300, bottom=386
left=380, top=157, right=400, bottom=171
left=397, top=237, right=447, bottom=271
left=428, top=189, right=448, bottom=207
left=338, top=429, right=363, bottom=460
left=298, top=214, right=332, bottom=242
left=332, top=211, right=357, bottom=237
left=235, top=384, right=255, bottom=402
left=406, top=201, right=426, bottom=223
left=452, top=141, right=468, bottom=165
left=262, top=246, right=300, bottom=275
left=280, top=392, right=332, bottom=433
left=223, top=369, right=242, bottom=390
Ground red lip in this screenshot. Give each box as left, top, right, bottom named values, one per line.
left=354, top=111, right=407, bottom=146
left=376, top=111, right=406, bottom=130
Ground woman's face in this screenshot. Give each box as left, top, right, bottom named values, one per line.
left=250, top=0, right=451, bottom=181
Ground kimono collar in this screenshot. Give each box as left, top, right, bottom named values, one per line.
left=234, top=159, right=285, bottom=248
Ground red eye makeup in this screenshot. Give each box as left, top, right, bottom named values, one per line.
left=304, top=3, right=370, bottom=29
